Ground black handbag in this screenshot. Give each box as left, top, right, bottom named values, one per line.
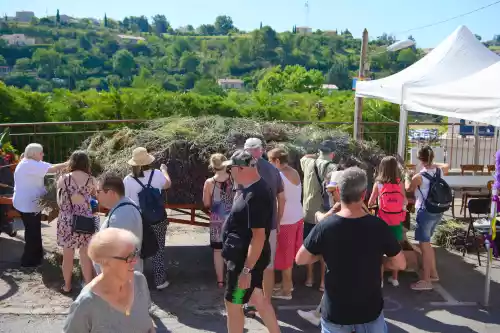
left=65, top=175, right=96, bottom=235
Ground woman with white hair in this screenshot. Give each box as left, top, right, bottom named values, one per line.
left=13, top=143, right=68, bottom=267
left=64, top=228, right=156, bottom=333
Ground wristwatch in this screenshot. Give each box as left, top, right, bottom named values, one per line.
left=242, top=267, right=252, bottom=275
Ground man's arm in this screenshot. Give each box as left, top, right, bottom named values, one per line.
left=47, top=161, right=69, bottom=174
left=296, top=223, right=323, bottom=265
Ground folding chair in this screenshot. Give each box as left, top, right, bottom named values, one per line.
left=464, top=198, right=490, bottom=266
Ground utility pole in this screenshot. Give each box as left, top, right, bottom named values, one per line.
left=354, top=28, right=369, bottom=141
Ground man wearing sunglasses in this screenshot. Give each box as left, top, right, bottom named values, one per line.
left=95, top=175, right=143, bottom=274
left=221, top=150, right=280, bottom=333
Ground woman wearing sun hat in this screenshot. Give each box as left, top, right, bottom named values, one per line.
left=123, top=147, right=172, bottom=290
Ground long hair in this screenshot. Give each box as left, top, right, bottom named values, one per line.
left=418, top=146, right=434, bottom=165
left=376, top=156, right=400, bottom=184
left=69, top=150, right=90, bottom=174
left=131, top=164, right=152, bottom=178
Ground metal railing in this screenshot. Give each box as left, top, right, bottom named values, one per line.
left=2, top=120, right=496, bottom=169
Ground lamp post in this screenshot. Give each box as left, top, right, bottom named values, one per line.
left=353, top=34, right=416, bottom=141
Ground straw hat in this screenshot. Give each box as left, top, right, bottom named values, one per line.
left=128, top=147, right=155, bottom=166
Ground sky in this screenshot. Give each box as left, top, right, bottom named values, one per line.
left=4, top=0, right=500, bottom=47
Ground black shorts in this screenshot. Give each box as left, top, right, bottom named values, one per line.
left=210, top=241, right=223, bottom=250
left=224, top=265, right=265, bottom=304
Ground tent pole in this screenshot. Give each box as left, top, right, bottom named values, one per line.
left=473, top=125, right=480, bottom=174
left=484, top=188, right=497, bottom=307
left=397, top=105, right=408, bottom=161
left=353, top=29, right=369, bottom=141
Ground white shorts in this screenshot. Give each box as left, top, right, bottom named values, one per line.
left=267, top=229, right=277, bottom=269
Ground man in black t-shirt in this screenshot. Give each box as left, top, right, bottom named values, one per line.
left=221, top=150, right=280, bottom=333
left=296, top=167, right=406, bottom=333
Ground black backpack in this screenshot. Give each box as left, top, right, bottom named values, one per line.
left=108, top=202, right=159, bottom=259
left=133, top=170, right=167, bottom=225
left=419, top=169, right=452, bottom=214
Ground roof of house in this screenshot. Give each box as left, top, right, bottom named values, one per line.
left=322, top=84, right=339, bottom=90
left=0, top=34, right=30, bottom=39
left=217, top=78, right=244, bottom=84
left=117, top=34, right=146, bottom=41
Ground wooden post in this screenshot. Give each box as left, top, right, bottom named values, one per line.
left=354, top=29, right=369, bottom=141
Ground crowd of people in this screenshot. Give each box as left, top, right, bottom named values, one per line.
left=10, top=138, right=447, bottom=333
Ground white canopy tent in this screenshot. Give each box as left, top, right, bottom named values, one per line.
left=355, top=25, right=500, bottom=156
left=404, top=61, right=500, bottom=126
left=356, top=25, right=499, bottom=104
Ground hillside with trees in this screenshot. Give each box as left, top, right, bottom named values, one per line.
left=0, top=13, right=427, bottom=93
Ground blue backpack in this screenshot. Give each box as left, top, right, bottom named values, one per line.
left=133, top=170, right=167, bottom=225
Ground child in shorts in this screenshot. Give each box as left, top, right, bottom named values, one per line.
left=368, top=156, right=407, bottom=287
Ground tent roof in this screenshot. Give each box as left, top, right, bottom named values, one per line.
left=404, top=61, right=500, bottom=127
left=355, top=26, right=499, bottom=104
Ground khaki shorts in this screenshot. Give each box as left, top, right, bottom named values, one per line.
left=266, top=229, right=277, bottom=269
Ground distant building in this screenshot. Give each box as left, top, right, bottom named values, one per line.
left=296, top=26, right=312, bottom=35
left=322, top=84, right=339, bottom=93
left=0, top=66, right=12, bottom=77
left=0, top=34, right=36, bottom=46
left=15, top=11, right=35, bottom=23
left=323, top=30, right=338, bottom=36
left=117, top=34, right=146, bottom=44
left=217, top=78, right=244, bottom=90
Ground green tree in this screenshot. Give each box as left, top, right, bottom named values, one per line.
left=104, top=13, right=108, bottom=27
left=179, top=51, right=200, bottom=73
left=112, top=49, right=136, bottom=78
left=0, top=55, right=6, bottom=66
left=56, top=9, right=61, bottom=25
left=197, top=24, right=216, bottom=35
left=397, top=49, right=417, bottom=68
left=326, top=59, right=350, bottom=89
left=32, top=48, right=63, bottom=79
left=192, top=78, right=225, bottom=96
left=14, top=58, right=32, bottom=71
left=214, top=15, right=234, bottom=35
left=152, top=14, right=169, bottom=35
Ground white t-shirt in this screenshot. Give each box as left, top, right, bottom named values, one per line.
left=279, top=172, right=303, bottom=225
left=123, top=169, right=167, bottom=206
left=415, top=168, right=441, bottom=210
left=13, top=158, right=52, bottom=213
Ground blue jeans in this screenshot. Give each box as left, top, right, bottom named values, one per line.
left=321, top=312, right=388, bottom=333
left=415, top=208, right=443, bottom=242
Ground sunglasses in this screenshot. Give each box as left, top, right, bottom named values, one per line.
left=112, top=248, right=140, bottom=263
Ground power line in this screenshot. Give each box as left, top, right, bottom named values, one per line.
left=393, top=0, right=500, bottom=36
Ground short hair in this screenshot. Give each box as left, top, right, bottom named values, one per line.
left=24, top=143, right=43, bottom=159
left=88, top=228, right=139, bottom=265
left=267, top=147, right=289, bottom=165
left=338, top=167, right=367, bottom=204
left=69, top=150, right=90, bottom=174
left=99, top=174, right=125, bottom=196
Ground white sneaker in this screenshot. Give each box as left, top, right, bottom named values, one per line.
left=273, top=283, right=294, bottom=292
left=297, top=309, right=321, bottom=327
left=272, top=290, right=292, bottom=300
left=156, top=280, right=170, bottom=290
left=388, top=277, right=399, bottom=287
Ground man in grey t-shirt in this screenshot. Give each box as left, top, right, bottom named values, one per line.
left=244, top=138, right=285, bottom=300
left=95, top=175, right=143, bottom=273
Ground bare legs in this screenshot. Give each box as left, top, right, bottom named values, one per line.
left=213, top=249, right=224, bottom=284
left=263, top=268, right=275, bottom=299
left=225, top=288, right=280, bottom=333
left=62, top=247, right=94, bottom=292
left=281, top=268, right=293, bottom=294
left=306, top=260, right=325, bottom=290
left=420, top=242, right=438, bottom=282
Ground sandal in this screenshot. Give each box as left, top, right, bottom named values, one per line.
left=411, top=280, right=433, bottom=291
left=319, top=285, right=325, bottom=292
left=305, top=281, right=313, bottom=288
left=244, top=305, right=257, bottom=318
left=430, top=276, right=440, bottom=282
left=60, top=285, right=72, bottom=295
left=217, top=281, right=225, bottom=289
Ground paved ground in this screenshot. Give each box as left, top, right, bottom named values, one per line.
left=2, top=210, right=500, bottom=332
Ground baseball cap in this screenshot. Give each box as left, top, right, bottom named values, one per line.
left=244, top=138, right=263, bottom=149
left=326, top=170, right=344, bottom=189
left=319, top=140, right=336, bottom=153
left=222, top=149, right=256, bottom=168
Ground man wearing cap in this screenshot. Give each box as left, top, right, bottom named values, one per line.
left=221, top=150, right=281, bottom=333
left=300, top=140, right=338, bottom=291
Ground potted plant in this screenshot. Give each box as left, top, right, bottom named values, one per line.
left=0, top=129, right=20, bottom=172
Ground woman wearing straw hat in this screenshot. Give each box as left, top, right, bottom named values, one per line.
left=123, top=147, right=172, bottom=290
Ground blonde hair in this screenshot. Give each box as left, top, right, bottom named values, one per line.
left=88, top=228, right=139, bottom=265
left=267, top=147, right=289, bottom=165
left=209, top=153, right=227, bottom=171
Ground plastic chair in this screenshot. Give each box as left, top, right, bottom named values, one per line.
left=464, top=198, right=490, bottom=266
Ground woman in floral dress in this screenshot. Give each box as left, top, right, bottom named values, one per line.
left=203, top=153, right=234, bottom=288
left=57, top=151, right=96, bottom=294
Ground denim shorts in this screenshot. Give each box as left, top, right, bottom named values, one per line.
left=415, top=208, right=443, bottom=242
left=321, top=312, right=387, bottom=333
